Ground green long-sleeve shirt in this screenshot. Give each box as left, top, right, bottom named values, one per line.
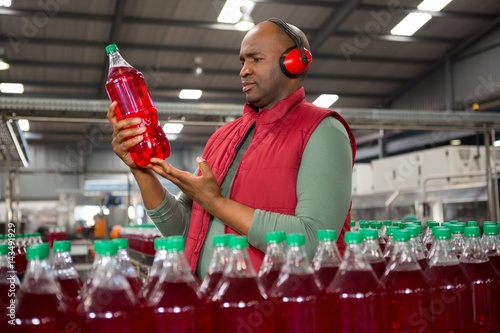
left=146, top=116, right=352, bottom=279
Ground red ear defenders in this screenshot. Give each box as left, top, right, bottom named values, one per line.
left=267, top=17, right=312, bottom=78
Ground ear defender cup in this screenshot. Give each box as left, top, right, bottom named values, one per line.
left=280, top=46, right=313, bottom=78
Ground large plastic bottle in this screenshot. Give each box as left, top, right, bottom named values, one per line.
left=361, top=228, right=387, bottom=278
left=269, top=233, right=329, bottom=333
left=258, top=231, right=287, bottom=294
left=146, top=236, right=211, bottom=333
left=423, top=220, right=439, bottom=251
left=424, top=227, right=474, bottom=333
left=381, top=229, right=432, bottom=333
left=13, top=243, right=74, bottom=332
left=311, top=229, right=342, bottom=291
left=406, top=225, right=428, bottom=272
left=199, top=234, right=234, bottom=299
left=459, top=226, right=500, bottom=332
left=326, top=231, right=388, bottom=333
left=481, top=224, right=500, bottom=274
left=77, top=240, right=143, bottom=332
left=79, top=239, right=106, bottom=300
left=105, top=43, right=170, bottom=167
left=139, top=237, right=169, bottom=300
left=52, top=240, right=83, bottom=308
left=112, top=238, right=143, bottom=296
left=0, top=243, right=20, bottom=306
left=383, top=226, right=399, bottom=261
left=211, top=236, right=275, bottom=333
left=450, top=223, right=466, bottom=258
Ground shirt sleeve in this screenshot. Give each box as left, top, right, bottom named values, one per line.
left=145, top=188, right=193, bottom=238
left=248, top=116, right=353, bottom=260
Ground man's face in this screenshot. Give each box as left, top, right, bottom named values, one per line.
left=239, top=23, right=294, bottom=110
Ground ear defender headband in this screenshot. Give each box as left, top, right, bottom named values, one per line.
left=267, top=17, right=312, bottom=78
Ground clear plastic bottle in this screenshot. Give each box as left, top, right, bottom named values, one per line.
left=112, top=238, right=143, bottom=296
left=406, top=225, right=429, bottom=272
left=450, top=224, right=466, bottom=258
left=481, top=224, right=500, bottom=274
left=79, top=239, right=106, bottom=300
left=146, top=236, right=211, bottom=333
left=258, top=231, right=287, bottom=294
left=52, top=240, right=83, bottom=308
left=381, top=229, right=432, bottom=333
left=269, top=233, right=328, bottom=333
left=423, top=220, right=439, bottom=252
left=105, top=43, right=170, bottom=167
left=326, top=231, right=388, bottom=332
left=424, top=227, right=474, bottom=333
left=77, top=240, right=143, bottom=332
left=311, top=229, right=342, bottom=290
left=459, top=226, right=500, bottom=332
left=361, top=228, right=387, bottom=278
left=211, top=236, right=274, bottom=333
left=0, top=243, right=20, bottom=306
left=14, top=243, right=73, bottom=332
left=199, top=234, right=234, bottom=299
left=140, top=237, right=169, bottom=300
left=382, top=226, right=399, bottom=261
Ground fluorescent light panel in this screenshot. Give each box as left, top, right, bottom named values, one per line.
left=390, top=13, right=432, bottom=36
left=313, top=94, right=339, bottom=108
left=0, top=83, right=24, bottom=94
left=494, top=140, right=500, bottom=148
left=0, top=60, right=10, bottom=70
left=179, top=89, right=202, bottom=100
left=418, top=0, right=452, bottom=12
left=217, top=0, right=255, bottom=24
left=163, top=123, right=184, bottom=134
left=18, top=119, right=30, bottom=132
left=0, top=0, right=11, bottom=7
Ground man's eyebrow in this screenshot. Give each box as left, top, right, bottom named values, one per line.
left=240, top=51, right=263, bottom=59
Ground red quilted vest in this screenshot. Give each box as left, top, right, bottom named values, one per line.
left=184, top=88, right=356, bottom=272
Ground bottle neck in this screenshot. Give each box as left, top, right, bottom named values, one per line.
left=225, top=248, right=256, bottom=277
left=387, top=241, right=421, bottom=271
left=481, top=235, right=500, bottom=255
left=340, top=243, right=372, bottom=271
left=23, top=258, right=62, bottom=294
left=312, top=240, right=342, bottom=268
left=460, top=236, right=489, bottom=263
left=160, top=250, right=196, bottom=283
left=108, top=51, right=132, bottom=69
left=282, top=245, right=313, bottom=275
left=208, top=245, right=230, bottom=274
left=262, top=242, right=286, bottom=266
left=361, top=239, right=384, bottom=260
left=427, top=239, right=459, bottom=266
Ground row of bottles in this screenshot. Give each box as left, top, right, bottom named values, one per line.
left=0, top=233, right=43, bottom=274
left=118, top=224, right=162, bottom=256
left=3, top=223, right=500, bottom=332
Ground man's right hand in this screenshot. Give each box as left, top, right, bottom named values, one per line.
left=107, top=101, right=147, bottom=170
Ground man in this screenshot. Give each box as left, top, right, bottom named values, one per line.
left=107, top=18, right=356, bottom=279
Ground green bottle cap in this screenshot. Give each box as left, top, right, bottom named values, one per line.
left=344, top=231, right=363, bottom=244
left=93, top=240, right=107, bottom=254
left=371, top=221, right=383, bottom=230
left=393, top=220, right=402, bottom=228
left=467, top=221, right=479, bottom=227
left=95, top=241, right=118, bottom=256
left=229, top=236, right=248, bottom=249
left=449, top=224, right=465, bottom=234
left=433, top=227, right=451, bottom=240
left=0, top=244, right=8, bottom=255
left=165, top=236, right=185, bottom=252
left=213, top=234, right=234, bottom=247
left=413, top=220, right=422, bottom=226
left=105, top=44, right=118, bottom=55
left=406, top=226, right=419, bottom=239
left=464, top=226, right=481, bottom=238
left=359, top=220, right=368, bottom=229
left=266, top=231, right=286, bottom=244
left=386, top=226, right=399, bottom=236
left=111, top=238, right=129, bottom=250
left=362, top=228, right=379, bottom=240
left=26, top=243, right=50, bottom=260
left=154, top=237, right=170, bottom=250
left=383, top=220, right=392, bottom=226
left=287, top=233, right=305, bottom=246
left=483, top=224, right=499, bottom=236
left=483, top=221, right=495, bottom=226
left=350, top=221, right=356, bottom=227
left=393, top=229, right=410, bottom=242
left=317, top=229, right=337, bottom=242
left=53, top=240, right=71, bottom=253
left=426, top=221, right=439, bottom=228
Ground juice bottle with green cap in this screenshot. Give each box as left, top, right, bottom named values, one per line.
left=481, top=224, right=500, bottom=274
left=258, top=230, right=287, bottom=294
left=105, top=43, right=170, bottom=167
left=361, top=228, right=387, bottom=278
left=211, top=235, right=274, bottom=333
left=460, top=226, right=500, bottom=332
left=112, top=238, right=143, bottom=296
left=199, top=234, right=234, bottom=299
left=311, top=229, right=341, bottom=290
left=270, top=233, right=328, bottom=333
left=381, top=229, right=432, bottom=333
left=140, top=237, right=169, bottom=300
left=52, top=240, right=83, bottom=307
left=0, top=243, right=20, bottom=305
left=77, top=240, right=142, bottom=332
left=13, top=243, right=73, bottom=332
left=147, top=236, right=211, bottom=333
left=326, top=231, right=388, bottom=332
left=424, top=227, right=474, bottom=333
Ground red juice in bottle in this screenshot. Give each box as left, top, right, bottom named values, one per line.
left=314, top=266, right=339, bottom=288
left=200, top=271, right=223, bottom=299
left=311, top=230, right=341, bottom=291
left=56, top=276, right=83, bottom=307
left=370, top=260, right=387, bottom=278
left=489, top=255, right=500, bottom=274
left=105, top=44, right=170, bottom=167
left=418, top=258, right=429, bottom=272
left=200, top=234, right=234, bottom=299
left=259, top=268, right=281, bottom=293
left=258, top=231, right=287, bottom=294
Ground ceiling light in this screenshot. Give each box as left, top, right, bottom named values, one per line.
left=217, top=0, right=255, bottom=24
left=450, top=139, right=461, bottom=146
left=313, top=94, right=339, bottom=108
left=166, top=134, right=178, bottom=141
left=0, top=0, right=12, bottom=7
left=234, top=13, right=255, bottom=31
left=0, top=83, right=24, bottom=94
left=18, top=119, right=30, bottom=132
left=391, top=13, right=432, bottom=36
left=494, top=140, right=500, bottom=148
left=179, top=89, right=202, bottom=100
left=417, top=0, right=452, bottom=12
left=163, top=123, right=184, bottom=134
left=0, top=59, right=9, bottom=70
